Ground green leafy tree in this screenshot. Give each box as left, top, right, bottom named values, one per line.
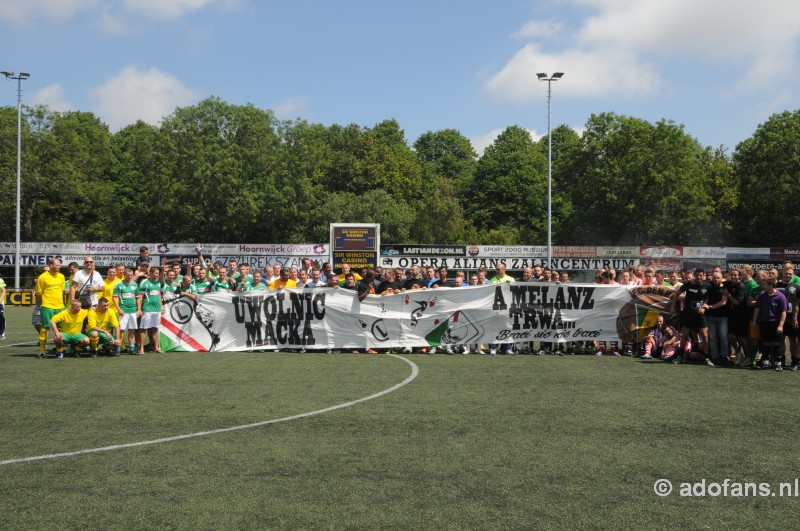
left=413, top=128, right=477, bottom=189
left=0, top=107, right=20, bottom=241
left=466, top=125, right=548, bottom=242
left=158, top=97, right=283, bottom=242
left=411, top=129, right=479, bottom=243
left=305, top=189, right=415, bottom=243
left=536, top=124, right=580, bottom=242
left=17, top=107, right=116, bottom=241
left=321, top=119, right=421, bottom=200
left=111, top=120, right=176, bottom=241
left=699, top=146, right=737, bottom=244
left=272, top=119, right=329, bottom=241
left=733, top=110, right=800, bottom=245
left=561, top=113, right=711, bottom=245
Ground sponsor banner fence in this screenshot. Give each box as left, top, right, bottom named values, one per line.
left=331, top=224, right=379, bottom=273
left=467, top=245, right=548, bottom=257
left=640, top=246, right=683, bottom=271
left=683, top=247, right=726, bottom=259
left=554, top=246, right=597, bottom=257
left=379, top=256, right=640, bottom=271
left=725, top=248, right=771, bottom=260
left=727, top=261, right=784, bottom=271
left=3, top=290, right=36, bottom=306
left=158, top=284, right=675, bottom=352
left=0, top=254, right=160, bottom=268
left=381, top=244, right=466, bottom=257
left=596, top=246, right=639, bottom=257
left=211, top=256, right=327, bottom=270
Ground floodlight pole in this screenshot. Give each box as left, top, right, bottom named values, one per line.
left=536, top=72, right=563, bottom=270
left=2, top=71, right=29, bottom=290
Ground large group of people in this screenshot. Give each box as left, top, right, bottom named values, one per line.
left=592, top=261, right=798, bottom=371
left=29, top=245, right=799, bottom=369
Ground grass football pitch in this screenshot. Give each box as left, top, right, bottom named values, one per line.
left=2, top=305, right=800, bottom=529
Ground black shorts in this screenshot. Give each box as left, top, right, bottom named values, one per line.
left=784, top=318, right=799, bottom=338
left=680, top=310, right=707, bottom=331
left=760, top=321, right=784, bottom=343
left=729, top=312, right=749, bottom=338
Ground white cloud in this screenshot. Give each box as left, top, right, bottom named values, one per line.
left=31, top=84, right=74, bottom=113
left=95, top=9, right=131, bottom=34
left=271, top=97, right=309, bottom=121
left=470, top=125, right=585, bottom=154
left=487, top=0, right=800, bottom=100
left=513, top=19, right=563, bottom=40
left=0, top=0, right=98, bottom=24
left=469, top=129, right=504, bottom=154
left=469, top=128, right=542, bottom=155
left=122, top=0, right=216, bottom=20
left=91, top=66, right=197, bottom=130
left=486, top=43, right=660, bottom=101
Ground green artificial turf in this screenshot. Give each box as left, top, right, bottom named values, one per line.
left=1, top=305, right=800, bottom=529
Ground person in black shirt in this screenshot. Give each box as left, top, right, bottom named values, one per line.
left=356, top=269, right=376, bottom=302
left=376, top=269, right=404, bottom=294
left=403, top=265, right=426, bottom=290
left=725, top=268, right=750, bottom=365
left=705, top=271, right=730, bottom=365
left=670, top=268, right=714, bottom=366
left=776, top=266, right=800, bottom=369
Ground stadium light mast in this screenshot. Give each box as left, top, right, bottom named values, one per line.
left=537, top=72, right=563, bottom=270
left=2, top=70, right=30, bottom=290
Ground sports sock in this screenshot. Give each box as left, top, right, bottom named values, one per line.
left=38, top=329, right=48, bottom=352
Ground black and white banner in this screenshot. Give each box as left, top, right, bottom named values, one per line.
left=158, top=284, right=676, bottom=352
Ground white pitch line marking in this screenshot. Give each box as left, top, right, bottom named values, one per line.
left=1, top=354, right=419, bottom=466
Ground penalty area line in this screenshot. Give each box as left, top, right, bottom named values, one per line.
left=1, top=354, right=419, bottom=466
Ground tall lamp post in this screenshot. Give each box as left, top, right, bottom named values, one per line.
left=2, top=71, right=30, bottom=290
left=536, top=72, right=563, bottom=270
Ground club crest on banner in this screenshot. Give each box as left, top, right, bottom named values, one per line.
left=616, top=286, right=676, bottom=342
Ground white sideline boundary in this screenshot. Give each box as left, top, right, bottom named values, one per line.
left=1, top=354, right=419, bottom=466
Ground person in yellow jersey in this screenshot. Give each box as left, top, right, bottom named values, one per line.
left=337, top=263, right=362, bottom=286
left=115, top=262, right=126, bottom=281
left=269, top=267, right=297, bottom=290
left=88, top=297, right=121, bottom=356
left=35, top=257, right=66, bottom=358
left=50, top=298, right=90, bottom=358
left=101, top=266, right=122, bottom=314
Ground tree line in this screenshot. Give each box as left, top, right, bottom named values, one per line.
left=0, top=97, right=797, bottom=247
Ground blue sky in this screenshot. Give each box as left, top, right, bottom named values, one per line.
left=1, top=0, right=798, bottom=154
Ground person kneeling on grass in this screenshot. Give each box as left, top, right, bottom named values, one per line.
left=88, top=297, right=122, bottom=356
left=49, top=299, right=90, bottom=359
left=641, top=315, right=680, bottom=360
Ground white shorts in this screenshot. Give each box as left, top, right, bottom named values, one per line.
left=118, top=312, right=139, bottom=330
left=139, top=312, right=161, bottom=330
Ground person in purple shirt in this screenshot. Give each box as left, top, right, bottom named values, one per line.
left=753, top=278, right=788, bottom=371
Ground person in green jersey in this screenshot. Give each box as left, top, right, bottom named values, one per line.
left=192, top=267, right=213, bottom=295
left=211, top=268, right=235, bottom=292
left=176, top=275, right=199, bottom=300
left=161, top=269, right=181, bottom=302
left=238, top=270, right=268, bottom=292
left=137, top=266, right=164, bottom=354
left=113, top=267, right=140, bottom=354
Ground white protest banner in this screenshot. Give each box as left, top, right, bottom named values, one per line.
left=158, top=284, right=676, bottom=352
